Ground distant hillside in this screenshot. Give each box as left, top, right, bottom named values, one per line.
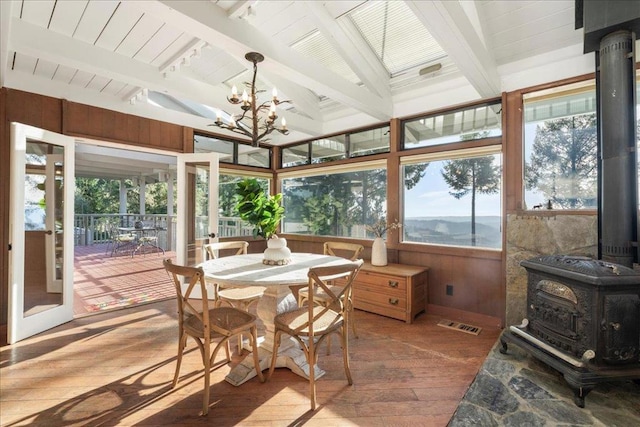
left=404, top=217, right=501, bottom=248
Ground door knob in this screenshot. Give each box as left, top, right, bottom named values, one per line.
left=208, top=232, right=216, bottom=238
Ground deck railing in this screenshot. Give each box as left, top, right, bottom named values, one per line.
left=74, top=214, right=253, bottom=250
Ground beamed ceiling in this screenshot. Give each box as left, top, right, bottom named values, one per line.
left=1, top=0, right=632, bottom=147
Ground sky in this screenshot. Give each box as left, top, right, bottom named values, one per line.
left=403, top=156, right=502, bottom=219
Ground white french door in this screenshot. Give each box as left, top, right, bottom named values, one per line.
left=8, top=123, right=75, bottom=344
left=176, top=153, right=219, bottom=268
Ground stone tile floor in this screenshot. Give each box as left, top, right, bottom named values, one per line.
left=449, top=338, right=640, bottom=427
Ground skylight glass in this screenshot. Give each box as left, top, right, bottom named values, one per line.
left=290, top=30, right=360, bottom=84
left=348, top=1, right=447, bottom=76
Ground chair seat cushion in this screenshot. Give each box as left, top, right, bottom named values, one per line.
left=218, top=286, right=266, bottom=302
left=274, top=306, right=343, bottom=336
left=184, top=306, right=257, bottom=337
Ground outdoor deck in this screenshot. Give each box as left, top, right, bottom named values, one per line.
left=74, top=243, right=176, bottom=317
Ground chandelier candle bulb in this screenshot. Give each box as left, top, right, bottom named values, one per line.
left=269, top=102, right=276, bottom=118
left=272, top=87, right=278, bottom=100
left=231, top=85, right=238, bottom=101
left=281, top=117, right=287, bottom=130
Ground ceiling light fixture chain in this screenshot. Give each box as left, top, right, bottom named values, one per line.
left=211, top=52, right=290, bottom=147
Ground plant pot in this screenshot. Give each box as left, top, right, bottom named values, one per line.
left=263, top=236, right=292, bottom=265
left=371, top=237, right=387, bottom=266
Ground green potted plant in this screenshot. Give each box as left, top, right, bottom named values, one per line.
left=235, top=178, right=290, bottom=264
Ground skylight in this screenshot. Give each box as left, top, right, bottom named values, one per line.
left=348, top=1, right=447, bottom=77
left=290, top=30, right=361, bottom=84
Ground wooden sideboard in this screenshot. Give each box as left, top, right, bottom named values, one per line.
left=352, top=262, right=428, bottom=323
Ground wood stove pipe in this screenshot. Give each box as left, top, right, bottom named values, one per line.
left=596, top=30, right=638, bottom=267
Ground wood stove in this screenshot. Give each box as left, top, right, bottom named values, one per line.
left=500, top=255, right=640, bottom=407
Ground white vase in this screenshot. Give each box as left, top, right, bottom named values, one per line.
left=371, top=237, right=387, bottom=266
left=263, top=235, right=292, bottom=265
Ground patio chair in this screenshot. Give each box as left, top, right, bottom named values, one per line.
left=135, top=225, right=165, bottom=257
left=163, top=259, right=264, bottom=416
left=267, top=259, right=364, bottom=410
left=298, top=241, right=364, bottom=353
left=105, top=224, right=136, bottom=256
left=203, top=241, right=266, bottom=352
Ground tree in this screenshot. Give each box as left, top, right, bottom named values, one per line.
left=441, top=156, right=500, bottom=246
left=525, top=114, right=597, bottom=209
left=282, top=164, right=428, bottom=237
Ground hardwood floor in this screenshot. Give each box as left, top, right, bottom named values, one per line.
left=0, top=299, right=500, bottom=426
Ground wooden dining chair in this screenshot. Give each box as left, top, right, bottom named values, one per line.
left=268, top=259, right=363, bottom=410
left=163, top=259, right=264, bottom=416
left=203, top=241, right=266, bottom=352
left=298, top=241, right=364, bottom=353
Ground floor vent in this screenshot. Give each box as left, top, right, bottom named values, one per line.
left=437, top=319, right=482, bottom=336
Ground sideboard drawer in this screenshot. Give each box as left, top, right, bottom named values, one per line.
left=356, top=271, right=407, bottom=292
left=352, top=262, right=428, bottom=323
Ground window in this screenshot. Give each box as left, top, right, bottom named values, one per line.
left=218, top=171, right=271, bottom=238
left=194, top=133, right=271, bottom=168
left=401, top=101, right=502, bottom=249
left=401, top=148, right=502, bottom=249
left=523, top=82, right=597, bottom=210
left=281, top=125, right=390, bottom=168
left=403, top=102, right=501, bottom=149
left=280, top=161, right=387, bottom=237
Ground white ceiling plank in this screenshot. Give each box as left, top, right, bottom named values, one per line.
left=135, top=24, right=183, bottom=64
left=137, top=0, right=391, bottom=121
left=102, top=79, right=128, bottom=96
left=48, top=0, right=88, bottom=37
left=115, top=13, right=165, bottom=58
left=149, top=32, right=194, bottom=67
left=95, top=2, right=144, bottom=52
left=70, top=69, right=95, bottom=88
left=33, top=57, right=58, bottom=79
left=306, top=2, right=391, bottom=101
left=13, top=53, right=37, bottom=74
left=51, top=63, right=77, bottom=85
left=20, top=0, right=55, bottom=27
left=72, top=0, right=120, bottom=45
left=406, top=0, right=501, bottom=98
left=86, top=74, right=112, bottom=92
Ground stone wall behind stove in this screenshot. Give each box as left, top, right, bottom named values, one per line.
left=505, top=212, right=597, bottom=326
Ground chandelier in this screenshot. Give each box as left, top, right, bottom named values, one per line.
left=212, top=52, right=290, bottom=147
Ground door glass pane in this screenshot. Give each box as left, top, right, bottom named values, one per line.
left=187, top=163, right=210, bottom=266
left=24, top=140, right=64, bottom=316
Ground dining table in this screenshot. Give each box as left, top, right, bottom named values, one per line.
left=199, top=252, right=354, bottom=386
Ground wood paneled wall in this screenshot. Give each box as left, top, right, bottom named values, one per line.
left=0, top=89, right=187, bottom=338
left=62, top=101, right=183, bottom=152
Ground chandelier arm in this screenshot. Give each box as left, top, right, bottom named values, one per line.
left=225, top=126, right=253, bottom=139
left=256, top=127, right=274, bottom=142
left=235, top=108, right=250, bottom=123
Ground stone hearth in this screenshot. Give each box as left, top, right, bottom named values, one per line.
left=449, top=341, right=640, bottom=426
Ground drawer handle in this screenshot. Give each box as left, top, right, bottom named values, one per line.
left=388, top=281, right=399, bottom=288
left=388, top=298, right=399, bottom=305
